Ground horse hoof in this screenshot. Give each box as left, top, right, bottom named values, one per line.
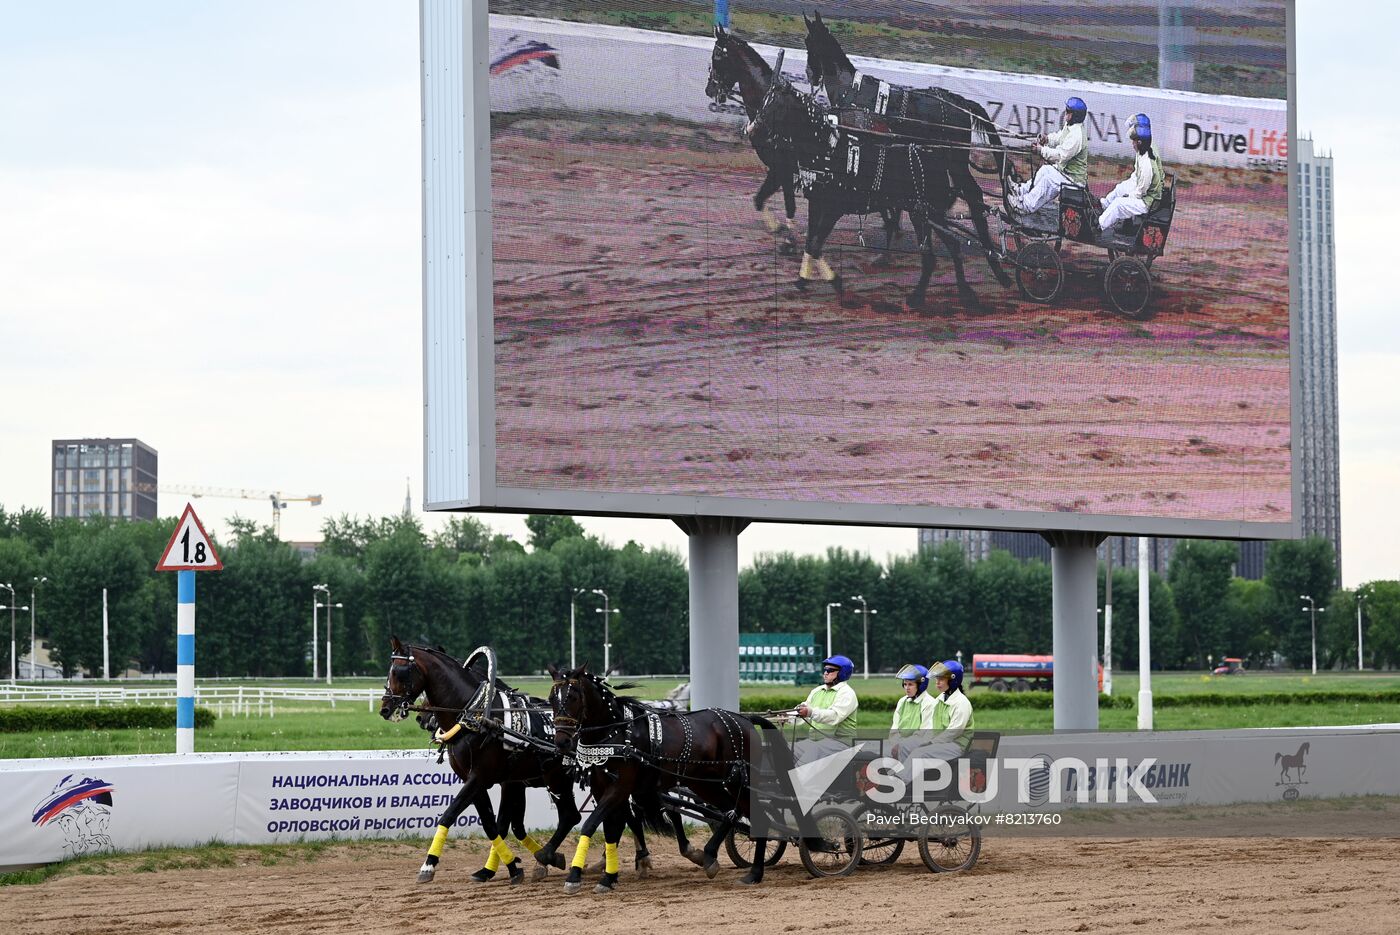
left=739, top=874, right=761, bottom=886
left=704, top=860, right=721, bottom=880
left=416, top=868, right=436, bottom=884
left=779, top=240, right=798, bottom=256
left=794, top=278, right=808, bottom=292
left=564, top=881, right=583, bottom=896
left=594, top=882, right=617, bottom=895
left=469, top=871, right=494, bottom=884
left=635, top=855, right=653, bottom=878
left=685, top=847, right=707, bottom=867
left=548, top=852, right=567, bottom=871
left=587, top=857, right=605, bottom=874
left=532, top=865, right=551, bottom=882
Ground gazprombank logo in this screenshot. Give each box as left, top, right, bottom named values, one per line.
left=32, top=774, right=116, bottom=857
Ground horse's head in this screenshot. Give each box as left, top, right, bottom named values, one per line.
left=706, top=25, right=739, bottom=103
left=802, top=11, right=849, bottom=92
left=547, top=662, right=605, bottom=752
left=380, top=635, right=427, bottom=721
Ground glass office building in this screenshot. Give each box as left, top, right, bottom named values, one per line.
left=51, top=438, right=158, bottom=521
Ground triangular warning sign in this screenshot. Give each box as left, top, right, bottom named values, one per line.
left=155, top=503, right=224, bottom=571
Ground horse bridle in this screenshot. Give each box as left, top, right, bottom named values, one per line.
left=550, top=676, right=588, bottom=741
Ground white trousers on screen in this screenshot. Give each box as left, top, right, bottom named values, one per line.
left=1099, top=181, right=1147, bottom=231
left=793, top=736, right=848, bottom=767
left=1017, top=165, right=1070, bottom=214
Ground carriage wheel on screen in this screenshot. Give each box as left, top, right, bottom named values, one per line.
left=1015, top=241, right=1063, bottom=303
left=1105, top=255, right=1153, bottom=319
left=724, top=828, right=787, bottom=868
left=859, top=834, right=905, bottom=866
left=917, top=809, right=982, bottom=873
left=798, top=807, right=863, bottom=878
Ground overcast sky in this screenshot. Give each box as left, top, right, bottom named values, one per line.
left=1, top=2, right=1393, bottom=587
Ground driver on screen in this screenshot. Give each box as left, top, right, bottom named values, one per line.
left=792, top=654, right=859, bottom=766
left=1009, top=96, right=1090, bottom=215
left=1098, top=114, right=1164, bottom=233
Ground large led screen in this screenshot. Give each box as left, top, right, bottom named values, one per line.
left=481, top=1, right=1292, bottom=530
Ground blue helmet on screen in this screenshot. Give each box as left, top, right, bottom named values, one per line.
left=1065, top=96, right=1088, bottom=123
left=896, top=662, right=930, bottom=695
left=930, top=659, right=965, bottom=694
left=822, top=655, right=854, bottom=682
left=1130, top=113, right=1153, bottom=142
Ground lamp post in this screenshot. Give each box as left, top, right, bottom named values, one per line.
left=592, top=589, right=618, bottom=675
left=1, top=584, right=30, bottom=683
left=1299, top=594, right=1324, bottom=676
left=31, top=577, right=47, bottom=680
left=569, top=587, right=589, bottom=671
left=824, top=602, right=842, bottom=659
left=1356, top=592, right=1366, bottom=672
left=312, top=584, right=327, bottom=680
left=850, top=595, right=875, bottom=679
left=314, top=584, right=342, bottom=685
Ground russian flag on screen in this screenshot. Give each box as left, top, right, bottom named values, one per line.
left=31, top=775, right=115, bottom=826
left=490, top=39, right=561, bottom=76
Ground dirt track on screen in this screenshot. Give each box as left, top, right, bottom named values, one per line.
left=7, top=835, right=1397, bottom=935
left=492, top=114, right=1290, bottom=522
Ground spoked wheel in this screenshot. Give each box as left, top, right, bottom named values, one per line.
left=1015, top=241, right=1063, bottom=303
left=859, top=835, right=905, bottom=866
left=798, top=806, right=863, bottom=878
left=725, top=828, right=787, bottom=869
left=917, top=806, right=982, bottom=873
left=1104, top=255, right=1153, bottom=319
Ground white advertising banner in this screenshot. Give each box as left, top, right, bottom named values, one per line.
left=0, top=750, right=561, bottom=873
left=489, top=15, right=1288, bottom=172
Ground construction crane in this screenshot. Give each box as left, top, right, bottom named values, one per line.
left=155, top=485, right=323, bottom=537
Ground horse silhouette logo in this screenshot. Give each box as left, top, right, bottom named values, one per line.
left=32, top=774, right=116, bottom=858
left=1273, top=742, right=1310, bottom=801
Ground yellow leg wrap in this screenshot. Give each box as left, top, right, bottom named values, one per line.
left=484, top=837, right=502, bottom=872
left=762, top=207, right=782, bottom=234
left=493, top=837, right=517, bottom=865
left=799, top=252, right=815, bottom=280
left=605, top=842, right=620, bottom=875
left=571, top=835, right=592, bottom=870
left=427, top=825, right=450, bottom=859
left=520, top=834, right=543, bottom=855
left=814, top=256, right=835, bottom=281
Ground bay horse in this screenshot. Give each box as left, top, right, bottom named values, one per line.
left=748, top=72, right=989, bottom=309
left=379, top=638, right=659, bottom=885
left=801, top=11, right=1013, bottom=297
left=547, top=663, right=775, bottom=892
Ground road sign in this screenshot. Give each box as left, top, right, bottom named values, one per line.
left=156, top=503, right=224, bottom=572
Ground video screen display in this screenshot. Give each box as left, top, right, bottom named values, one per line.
left=485, top=1, right=1290, bottom=526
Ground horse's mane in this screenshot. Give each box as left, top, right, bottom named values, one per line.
left=807, top=17, right=855, bottom=75
left=409, top=643, right=516, bottom=693
left=732, top=34, right=772, bottom=78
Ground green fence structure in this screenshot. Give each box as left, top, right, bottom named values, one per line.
left=739, top=633, right=822, bottom=685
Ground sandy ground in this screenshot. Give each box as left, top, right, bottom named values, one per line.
left=492, top=114, right=1290, bottom=522
left=5, top=832, right=1397, bottom=935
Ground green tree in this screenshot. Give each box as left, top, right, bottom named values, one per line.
left=1360, top=580, right=1400, bottom=669
left=1167, top=540, right=1239, bottom=668
left=1264, top=537, right=1337, bottom=668
left=524, top=514, right=587, bottom=552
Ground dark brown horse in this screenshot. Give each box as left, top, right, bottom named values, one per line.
left=379, top=638, right=657, bottom=885
left=548, top=663, right=774, bottom=891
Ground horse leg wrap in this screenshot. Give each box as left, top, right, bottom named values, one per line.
left=520, top=834, right=543, bottom=856
left=492, top=837, right=517, bottom=867
left=571, top=834, right=592, bottom=870
left=800, top=253, right=836, bottom=282
left=762, top=206, right=782, bottom=234
left=427, top=825, right=450, bottom=860
left=605, top=843, right=620, bottom=875
left=483, top=839, right=502, bottom=873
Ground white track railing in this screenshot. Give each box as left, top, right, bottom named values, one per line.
left=0, top=684, right=382, bottom=716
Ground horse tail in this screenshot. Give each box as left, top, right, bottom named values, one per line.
left=629, top=784, right=677, bottom=839
left=1274, top=752, right=1283, bottom=764
left=964, top=98, right=1005, bottom=179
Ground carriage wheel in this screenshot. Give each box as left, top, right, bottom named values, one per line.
left=859, top=835, right=905, bottom=866
left=1104, top=256, right=1153, bottom=319
left=1012, top=679, right=1031, bottom=693
left=798, top=807, right=863, bottom=878
left=1015, top=241, right=1063, bottom=303
left=724, top=828, right=787, bottom=869
left=917, top=807, right=982, bottom=873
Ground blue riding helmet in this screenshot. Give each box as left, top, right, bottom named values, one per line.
left=895, top=663, right=929, bottom=696
left=1129, top=113, right=1152, bottom=142
left=1065, top=96, right=1088, bottom=117
left=929, top=659, right=965, bottom=694
left=822, top=655, right=855, bottom=682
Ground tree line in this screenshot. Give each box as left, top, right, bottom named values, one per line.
left=0, top=505, right=1394, bottom=678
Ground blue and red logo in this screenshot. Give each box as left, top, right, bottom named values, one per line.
left=32, top=774, right=114, bottom=827
left=33, top=774, right=116, bottom=856
left=490, top=39, right=561, bottom=77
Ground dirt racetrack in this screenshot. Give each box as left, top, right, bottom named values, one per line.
left=7, top=832, right=1397, bottom=935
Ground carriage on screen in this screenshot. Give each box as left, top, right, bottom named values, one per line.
left=708, top=15, right=1180, bottom=320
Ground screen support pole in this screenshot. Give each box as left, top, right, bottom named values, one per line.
left=675, top=516, right=749, bottom=712
left=1043, top=531, right=1106, bottom=730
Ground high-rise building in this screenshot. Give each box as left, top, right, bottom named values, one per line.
left=918, top=528, right=1176, bottom=576
left=51, top=438, right=158, bottom=521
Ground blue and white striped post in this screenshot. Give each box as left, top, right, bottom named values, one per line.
left=177, top=570, right=196, bottom=753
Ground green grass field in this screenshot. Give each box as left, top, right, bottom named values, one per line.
left=3, top=670, right=1396, bottom=759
